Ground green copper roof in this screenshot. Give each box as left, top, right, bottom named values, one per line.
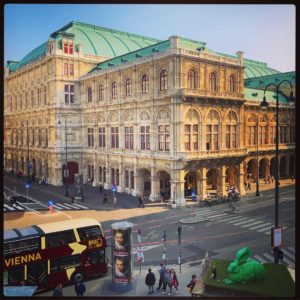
left=244, top=71, right=295, bottom=89
left=89, top=39, right=171, bottom=74
left=57, top=21, right=161, bottom=58
left=244, top=87, right=288, bottom=104
left=7, top=42, right=47, bottom=71
left=216, top=52, right=280, bottom=79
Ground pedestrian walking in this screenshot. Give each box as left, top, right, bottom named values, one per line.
left=74, top=281, right=86, bottom=296
left=103, top=192, right=109, bottom=205
left=162, top=268, right=171, bottom=295
left=170, top=269, right=179, bottom=294
left=156, top=263, right=166, bottom=290
left=247, top=181, right=251, bottom=191
left=145, top=268, right=156, bottom=294
left=113, top=195, right=117, bottom=207
left=291, top=175, right=294, bottom=182
left=53, top=283, right=63, bottom=297
left=99, top=182, right=103, bottom=193
left=186, top=274, right=197, bottom=294
left=138, top=194, right=145, bottom=208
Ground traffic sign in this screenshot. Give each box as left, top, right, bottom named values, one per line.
left=48, top=200, right=54, bottom=207
left=27, top=163, right=32, bottom=169
left=111, top=184, right=117, bottom=192
left=25, top=181, right=31, bottom=189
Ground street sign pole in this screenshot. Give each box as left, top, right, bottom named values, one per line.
left=178, top=226, right=182, bottom=273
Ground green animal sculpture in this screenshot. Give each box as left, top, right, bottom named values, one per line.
left=223, top=246, right=265, bottom=284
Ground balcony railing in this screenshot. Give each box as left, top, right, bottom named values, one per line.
left=178, top=88, right=244, bottom=100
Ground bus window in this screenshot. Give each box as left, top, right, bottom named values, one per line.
left=20, top=238, right=40, bottom=252
left=8, top=266, right=24, bottom=284
left=46, top=230, right=76, bottom=248
left=88, top=250, right=105, bottom=264
left=60, top=255, right=80, bottom=270
left=4, top=241, right=20, bottom=255
left=50, top=259, right=60, bottom=273
left=77, top=226, right=103, bottom=242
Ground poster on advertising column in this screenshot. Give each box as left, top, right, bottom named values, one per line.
left=111, top=221, right=133, bottom=292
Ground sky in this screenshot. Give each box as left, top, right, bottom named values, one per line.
left=4, top=4, right=295, bottom=72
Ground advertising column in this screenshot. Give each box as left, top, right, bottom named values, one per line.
left=111, top=221, right=133, bottom=292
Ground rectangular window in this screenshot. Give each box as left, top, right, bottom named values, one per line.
left=32, top=129, right=35, bottom=146
left=125, top=126, right=134, bottom=149
left=140, top=126, right=150, bottom=150
left=77, top=225, right=103, bottom=241
left=70, top=64, right=74, bottom=76
left=88, top=128, right=94, bottom=147
left=64, top=84, right=75, bottom=104
left=69, top=44, right=73, bottom=54
left=192, top=125, right=198, bottom=150
left=269, top=126, right=276, bottom=144
left=158, top=125, right=170, bottom=151
left=45, top=129, right=48, bottom=147
left=130, top=171, right=134, bottom=189
left=98, top=127, right=106, bottom=147
left=206, top=125, right=218, bottom=150
left=64, top=63, right=68, bottom=75
left=184, top=125, right=191, bottom=151
left=31, top=90, right=35, bottom=106
left=247, top=126, right=256, bottom=146
left=25, top=93, right=28, bottom=109
left=226, top=125, right=237, bottom=149
left=63, top=43, right=68, bottom=54
left=111, top=127, right=119, bottom=149
left=290, top=126, right=295, bottom=143
left=38, top=129, right=42, bottom=146
left=280, top=126, right=288, bottom=143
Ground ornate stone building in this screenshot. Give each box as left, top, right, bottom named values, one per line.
left=4, top=21, right=295, bottom=206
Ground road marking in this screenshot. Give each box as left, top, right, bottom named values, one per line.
left=226, top=217, right=246, bottom=224
left=253, top=255, right=267, bottom=263
left=4, top=204, right=15, bottom=211
left=62, top=203, right=81, bottom=210
left=241, top=220, right=264, bottom=228
left=283, top=249, right=295, bottom=260
left=249, top=222, right=272, bottom=230
left=206, top=213, right=228, bottom=220
left=217, top=215, right=244, bottom=222
left=71, top=203, right=89, bottom=209
left=52, top=203, right=71, bottom=209
left=283, top=256, right=294, bottom=265
left=233, top=218, right=257, bottom=226
left=287, top=247, right=295, bottom=254
left=262, top=252, right=274, bottom=261
left=257, top=225, right=272, bottom=232
left=13, top=204, right=25, bottom=210
left=195, top=210, right=217, bottom=217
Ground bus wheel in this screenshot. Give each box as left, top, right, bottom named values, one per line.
left=73, top=272, right=84, bottom=283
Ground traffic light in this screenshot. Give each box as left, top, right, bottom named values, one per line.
left=278, top=248, right=284, bottom=260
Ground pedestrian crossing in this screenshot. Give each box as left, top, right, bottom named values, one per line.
left=253, top=247, right=295, bottom=267
left=4, top=201, right=90, bottom=212
left=195, top=208, right=288, bottom=235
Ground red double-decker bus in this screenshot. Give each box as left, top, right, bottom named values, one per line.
left=4, top=218, right=108, bottom=292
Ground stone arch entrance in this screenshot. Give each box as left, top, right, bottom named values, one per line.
left=259, top=158, right=269, bottom=179
left=206, top=169, right=219, bottom=193
left=137, top=168, right=151, bottom=196
left=247, top=159, right=256, bottom=180
left=280, top=156, right=287, bottom=178
left=184, top=171, right=198, bottom=197
left=270, top=157, right=276, bottom=177
left=157, top=170, right=171, bottom=199
left=226, top=167, right=238, bottom=187
left=62, top=161, right=79, bottom=184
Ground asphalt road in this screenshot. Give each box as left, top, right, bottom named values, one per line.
left=3, top=174, right=295, bottom=297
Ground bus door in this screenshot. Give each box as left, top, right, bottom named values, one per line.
left=27, top=262, right=47, bottom=287
left=87, top=250, right=105, bottom=275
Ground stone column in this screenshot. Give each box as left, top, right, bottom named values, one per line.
left=92, top=165, right=97, bottom=186
left=104, top=161, right=111, bottom=189
left=238, top=162, right=245, bottom=195
left=220, top=165, right=227, bottom=196
left=133, top=175, right=140, bottom=196
left=199, top=167, right=207, bottom=200
left=118, top=163, right=124, bottom=193
left=149, top=167, right=158, bottom=201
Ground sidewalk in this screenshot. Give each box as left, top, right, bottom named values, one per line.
left=36, top=262, right=201, bottom=297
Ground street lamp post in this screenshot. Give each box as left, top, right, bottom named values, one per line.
left=58, top=117, right=69, bottom=197
left=255, top=116, right=260, bottom=196
left=261, top=80, right=294, bottom=264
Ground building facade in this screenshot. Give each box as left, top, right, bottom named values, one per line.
left=4, top=21, right=295, bottom=206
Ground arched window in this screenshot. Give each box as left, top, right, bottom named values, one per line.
left=142, top=74, right=149, bottom=94
left=98, top=84, right=104, bottom=101
left=188, top=69, right=196, bottom=89
left=125, top=78, right=132, bottom=97
left=87, top=87, right=93, bottom=102
left=160, top=70, right=168, bottom=91
left=229, top=75, right=235, bottom=93
left=225, top=110, right=238, bottom=149
left=209, top=72, right=217, bottom=91
left=206, top=109, right=220, bottom=151
left=112, top=82, right=117, bottom=99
